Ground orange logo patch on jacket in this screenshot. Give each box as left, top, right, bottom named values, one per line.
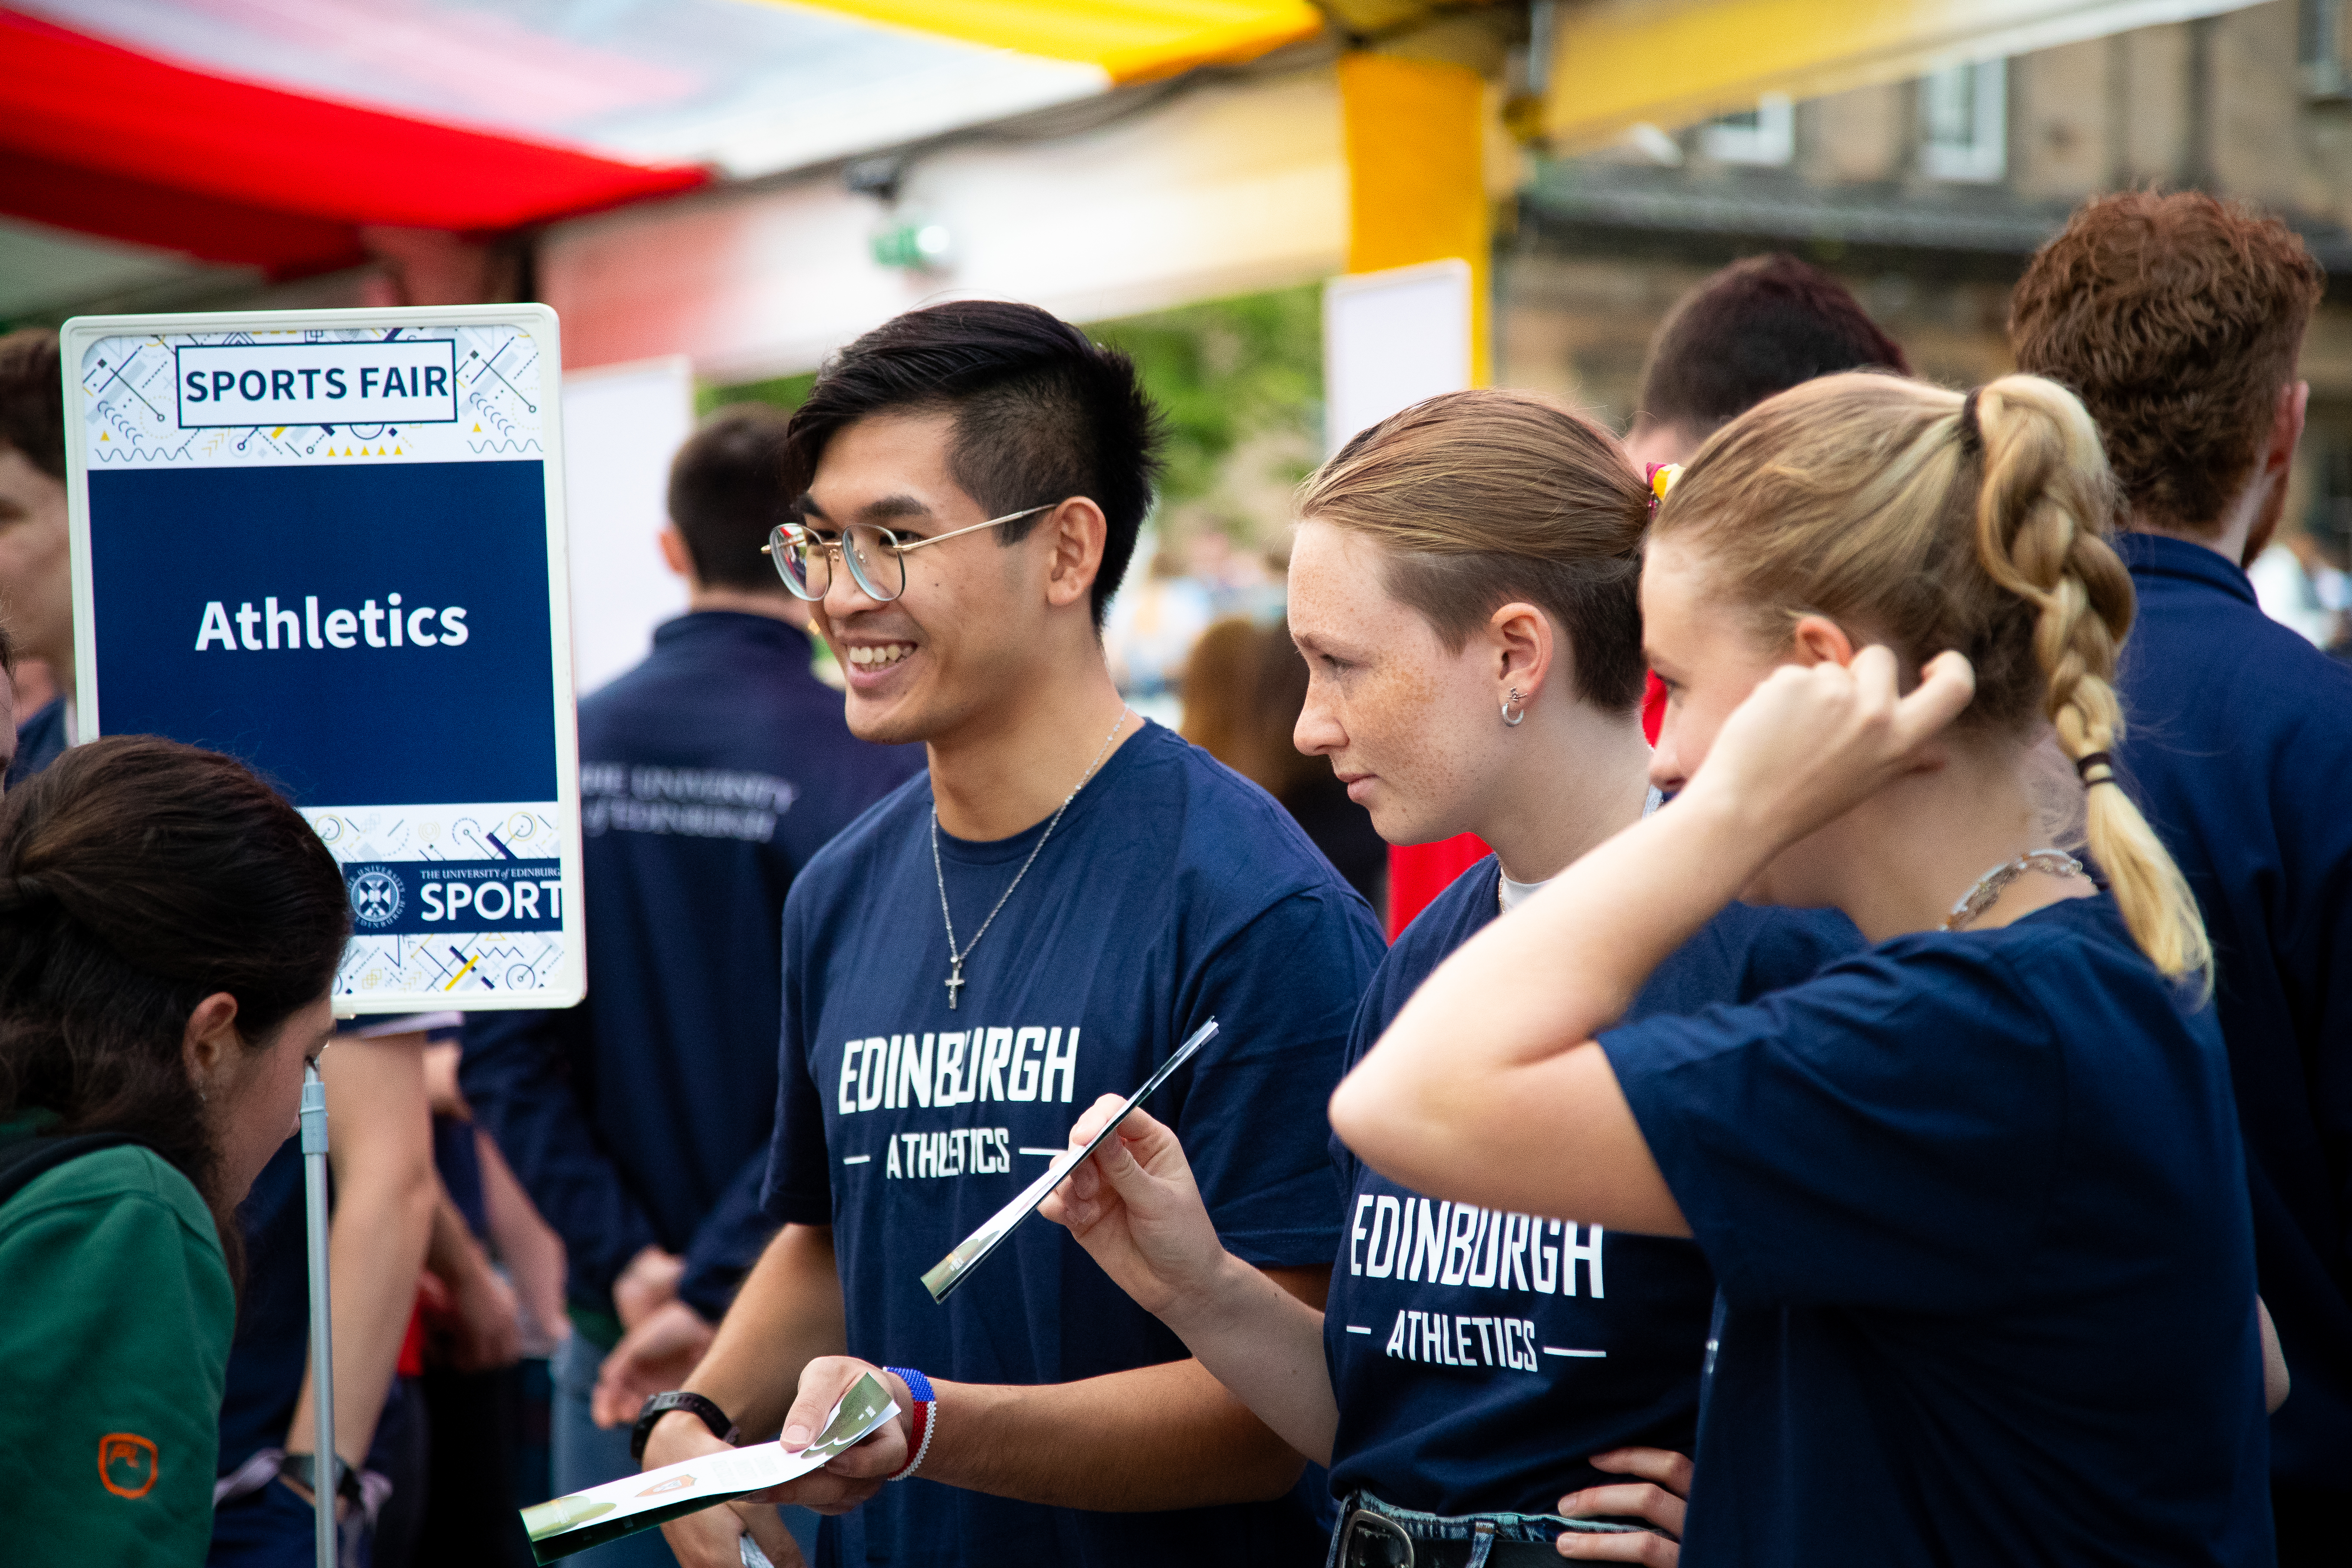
left=98, top=1433, right=158, bottom=1498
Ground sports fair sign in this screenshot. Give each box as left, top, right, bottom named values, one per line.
left=60, top=305, right=585, bottom=1014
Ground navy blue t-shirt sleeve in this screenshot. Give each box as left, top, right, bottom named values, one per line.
left=1601, top=943, right=2064, bottom=1312
left=763, top=916, right=833, bottom=1228
left=1176, top=887, right=1384, bottom=1268
left=677, top=1148, right=779, bottom=1321
left=460, top=1005, right=660, bottom=1303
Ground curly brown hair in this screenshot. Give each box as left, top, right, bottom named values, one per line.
left=2009, top=193, right=2323, bottom=534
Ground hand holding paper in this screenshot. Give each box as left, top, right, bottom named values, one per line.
left=1038, top=1101, right=1228, bottom=1320
left=520, top=1372, right=897, bottom=1562
left=920, top=1019, right=1217, bottom=1302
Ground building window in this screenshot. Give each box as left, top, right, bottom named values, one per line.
left=1920, top=59, right=2006, bottom=182
left=2303, top=0, right=2351, bottom=98
left=1700, top=94, right=1794, bottom=166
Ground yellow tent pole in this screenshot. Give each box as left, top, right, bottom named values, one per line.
left=1338, top=51, right=1491, bottom=387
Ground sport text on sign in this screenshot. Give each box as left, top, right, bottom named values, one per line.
left=175, top=340, right=459, bottom=429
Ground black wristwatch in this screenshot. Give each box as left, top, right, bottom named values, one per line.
left=280, top=1450, right=363, bottom=1510
left=631, top=1391, right=739, bottom=1464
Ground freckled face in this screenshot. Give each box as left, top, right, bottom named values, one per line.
left=1288, top=519, right=1510, bottom=846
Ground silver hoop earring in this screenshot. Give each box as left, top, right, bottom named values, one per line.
left=1501, top=688, right=1526, bottom=727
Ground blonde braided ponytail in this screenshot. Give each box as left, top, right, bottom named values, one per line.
left=1656, top=370, right=2211, bottom=985
left=1967, top=377, right=2211, bottom=983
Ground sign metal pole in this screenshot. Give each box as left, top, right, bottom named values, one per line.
left=301, top=1061, right=336, bottom=1568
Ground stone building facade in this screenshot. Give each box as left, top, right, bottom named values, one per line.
left=1497, top=0, right=2352, bottom=564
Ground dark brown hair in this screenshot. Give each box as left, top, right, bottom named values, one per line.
left=1298, top=389, right=1650, bottom=710
left=669, top=404, right=797, bottom=593
left=0, top=329, right=65, bottom=482
left=2010, top=192, right=2324, bottom=533
left=782, top=300, right=1164, bottom=628
left=0, top=738, right=351, bottom=1267
left=1636, top=254, right=1909, bottom=439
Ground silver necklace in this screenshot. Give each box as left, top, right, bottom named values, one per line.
left=1943, top=847, right=2084, bottom=931
left=931, top=705, right=1130, bottom=1011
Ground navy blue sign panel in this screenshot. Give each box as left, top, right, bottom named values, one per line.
left=87, top=460, right=557, bottom=806
left=64, top=306, right=584, bottom=1015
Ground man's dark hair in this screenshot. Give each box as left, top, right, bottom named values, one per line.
left=0, top=330, right=65, bottom=482
left=0, top=737, right=350, bottom=1281
left=0, top=616, right=14, bottom=680
left=1635, top=254, right=1910, bottom=438
left=782, top=300, right=1164, bottom=628
left=668, top=403, right=797, bottom=592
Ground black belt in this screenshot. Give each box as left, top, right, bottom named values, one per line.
left=1335, top=1503, right=1646, bottom=1568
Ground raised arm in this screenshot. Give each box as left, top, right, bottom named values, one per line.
left=1331, top=648, right=1973, bottom=1231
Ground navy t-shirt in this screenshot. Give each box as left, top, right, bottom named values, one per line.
left=1325, top=859, right=1858, bottom=1515
left=1605, top=894, right=2271, bottom=1567
left=462, top=612, right=920, bottom=1328
left=763, top=720, right=1386, bottom=1568
left=2113, top=532, right=2352, bottom=1508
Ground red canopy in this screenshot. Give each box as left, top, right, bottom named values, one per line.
left=0, top=10, right=705, bottom=276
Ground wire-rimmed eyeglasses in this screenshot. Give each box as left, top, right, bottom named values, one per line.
left=760, top=503, right=1054, bottom=603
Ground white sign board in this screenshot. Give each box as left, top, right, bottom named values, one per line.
left=61, top=304, right=585, bottom=1014
left=1323, top=259, right=1474, bottom=453
left=560, top=357, right=695, bottom=696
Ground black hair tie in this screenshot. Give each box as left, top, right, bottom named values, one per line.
left=2075, top=750, right=2118, bottom=789
left=1957, top=388, right=1984, bottom=454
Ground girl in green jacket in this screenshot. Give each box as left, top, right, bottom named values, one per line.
left=0, top=736, right=350, bottom=1565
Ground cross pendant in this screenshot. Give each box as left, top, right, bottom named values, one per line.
left=945, top=961, right=965, bottom=1011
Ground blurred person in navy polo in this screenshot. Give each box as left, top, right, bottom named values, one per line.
left=462, top=405, right=921, bottom=1567
left=2013, top=191, right=2352, bottom=1563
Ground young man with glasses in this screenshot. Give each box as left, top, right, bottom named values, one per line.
left=462, top=405, right=922, bottom=1566
left=642, top=301, right=1384, bottom=1568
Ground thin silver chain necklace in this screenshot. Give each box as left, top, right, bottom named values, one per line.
left=931, top=704, right=1130, bottom=1011
left=1943, top=847, right=2085, bottom=931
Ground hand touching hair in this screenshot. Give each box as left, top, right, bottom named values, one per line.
left=1656, top=371, right=2210, bottom=982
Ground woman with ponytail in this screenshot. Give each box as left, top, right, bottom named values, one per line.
left=0, top=737, right=348, bottom=1565
left=1331, top=372, right=2275, bottom=1565
left=1039, top=390, right=1856, bottom=1565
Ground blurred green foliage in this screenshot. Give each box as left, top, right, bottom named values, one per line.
left=697, top=285, right=1324, bottom=515
left=700, top=368, right=816, bottom=419
left=1092, top=284, right=1323, bottom=508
